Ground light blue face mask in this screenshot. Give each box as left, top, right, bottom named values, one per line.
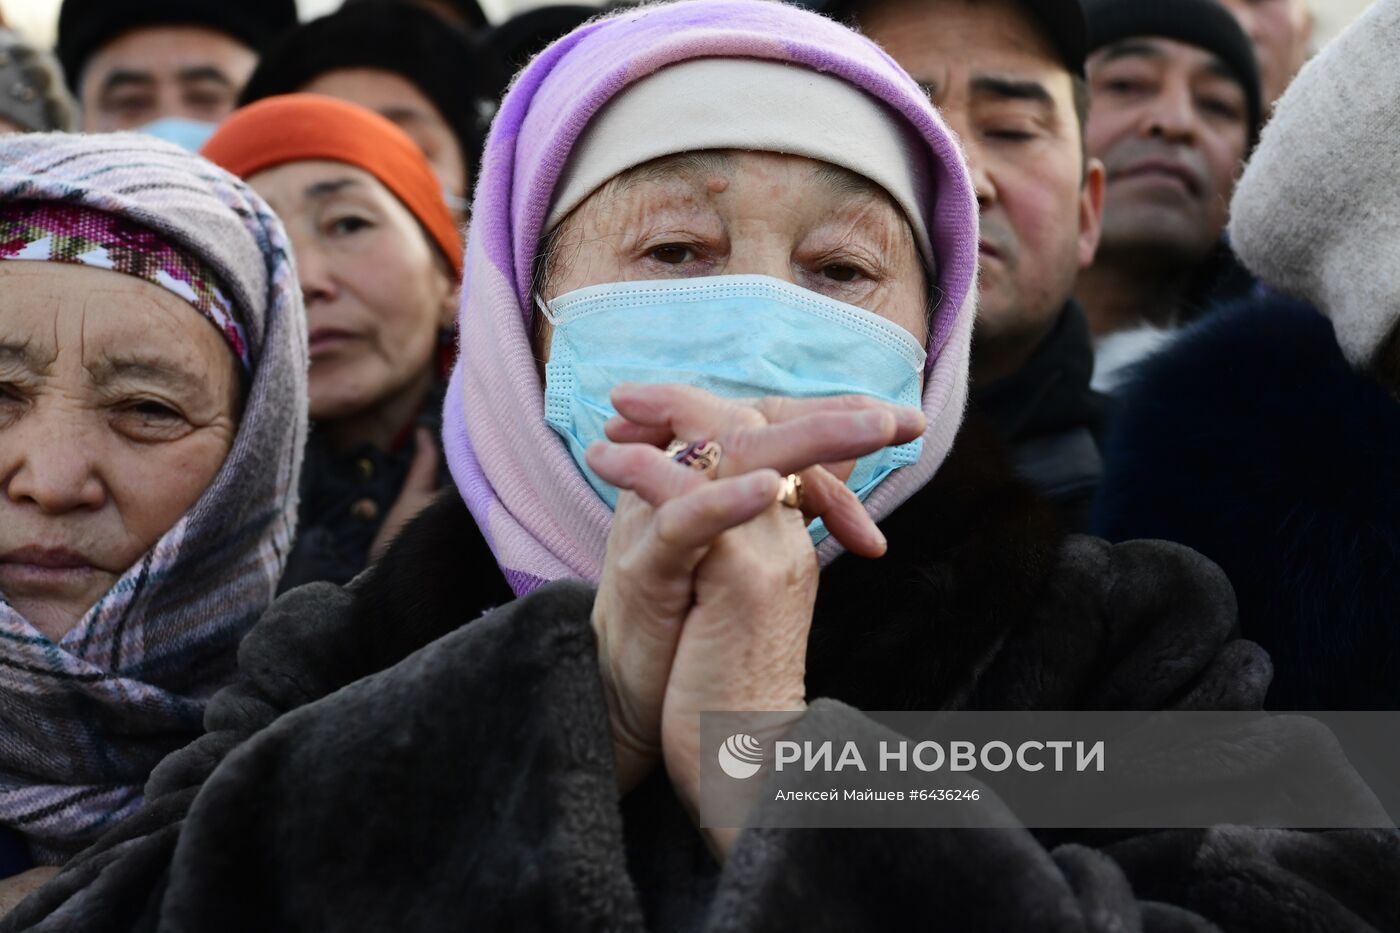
left=540, top=274, right=927, bottom=545
left=137, top=117, right=218, bottom=153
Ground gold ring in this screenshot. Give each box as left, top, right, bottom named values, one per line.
left=778, top=473, right=804, bottom=509
left=665, top=439, right=723, bottom=476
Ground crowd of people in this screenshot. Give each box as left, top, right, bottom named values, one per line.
left=0, top=0, right=1395, bottom=928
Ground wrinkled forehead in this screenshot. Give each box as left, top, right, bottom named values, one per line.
left=556, top=151, right=921, bottom=266
left=0, top=262, right=235, bottom=381
left=607, top=152, right=891, bottom=206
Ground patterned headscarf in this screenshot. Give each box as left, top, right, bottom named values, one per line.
left=0, top=133, right=307, bottom=863
left=0, top=201, right=251, bottom=371
left=442, top=0, right=979, bottom=594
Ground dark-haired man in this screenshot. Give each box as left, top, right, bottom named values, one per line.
left=820, top=0, right=1108, bottom=527
left=1076, top=0, right=1261, bottom=391
left=56, top=0, right=297, bottom=140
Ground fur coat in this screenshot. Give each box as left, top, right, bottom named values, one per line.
left=5, top=421, right=1396, bottom=932
left=1093, top=298, right=1400, bottom=710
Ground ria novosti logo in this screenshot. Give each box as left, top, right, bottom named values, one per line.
left=718, top=733, right=764, bottom=779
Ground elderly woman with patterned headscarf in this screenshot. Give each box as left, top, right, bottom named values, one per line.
left=5, top=2, right=1395, bottom=930
left=0, top=134, right=305, bottom=890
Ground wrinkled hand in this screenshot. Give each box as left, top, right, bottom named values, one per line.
left=662, top=488, right=816, bottom=861
left=588, top=384, right=925, bottom=801
left=369, top=428, right=440, bottom=562
left=591, top=459, right=784, bottom=794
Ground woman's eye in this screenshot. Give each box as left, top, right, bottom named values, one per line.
left=649, top=244, right=693, bottom=264
left=128, top=401, right=181, bottom=419
left=987, top=127, right=1036, bottom=143
left=329, top=216, right=373, bottom=236
left=112, top=400, right=191, bottom=441
left=0, top=384, right=24, bottom=424
left=822, top=264, right=862, bottom=283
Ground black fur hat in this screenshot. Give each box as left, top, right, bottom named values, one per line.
left=56, top=0, right=297, bottom=93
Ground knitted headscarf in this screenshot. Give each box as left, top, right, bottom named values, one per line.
left=444, top=0, right=979, bottom=595
left=0, top=133, right=307, bottom=863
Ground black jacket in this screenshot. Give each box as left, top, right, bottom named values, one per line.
left=971, top=302, right=1110, bottom=530
left=278, top=387, right=447, bottom=593
left=1093, top=297, right=1400, bottom=710
left=7, top=421, right=1396, bottom=932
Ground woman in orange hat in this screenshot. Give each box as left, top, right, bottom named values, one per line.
left=203, top=93, right=464, bottom=590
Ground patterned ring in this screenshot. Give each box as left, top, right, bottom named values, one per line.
left=664, top=438, right=723, bottom=476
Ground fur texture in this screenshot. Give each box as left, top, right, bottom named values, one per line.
left=6, top=422, right=1395, bottom=932
left=1093, top=298, right=1400, bottom=709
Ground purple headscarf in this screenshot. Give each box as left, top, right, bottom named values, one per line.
left=444, top=0, right=979, bottom=595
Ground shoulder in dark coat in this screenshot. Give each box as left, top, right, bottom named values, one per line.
left=811, top=418, right=1266, bottom=713
left=1092, top=297, right=1400, bottom=709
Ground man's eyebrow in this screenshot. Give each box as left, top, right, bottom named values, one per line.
left=1098, top=39, right=1166, bottom=66
left=304, top=178, right=363, bottom=199
left=970, top=75, right=1055, bottom=108
left=98, top=69, right=155, bottom=95
left=176, top=66, right=234, bottom=87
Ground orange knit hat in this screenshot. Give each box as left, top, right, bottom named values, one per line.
left=202, top=93, right=462, bottom=277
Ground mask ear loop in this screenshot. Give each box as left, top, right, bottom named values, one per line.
left=534, top=293, right=560, bottom=326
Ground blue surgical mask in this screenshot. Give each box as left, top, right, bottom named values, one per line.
left=137, top=117, right=218, bottom=152
left=539, top=274, right=926, bottom=545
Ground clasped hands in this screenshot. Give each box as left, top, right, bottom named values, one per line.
left=587, top=382, right=925, bottom=851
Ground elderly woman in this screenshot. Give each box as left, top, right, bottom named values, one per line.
left=0, top=135, right=304, bottom=888
left=202, top=95, right=463, bottom=590
left=7, top=2, right=1396, bottom=931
